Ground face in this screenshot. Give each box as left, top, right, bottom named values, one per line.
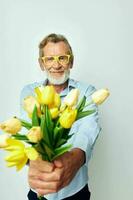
left=39, top=41, right=72, bottom=85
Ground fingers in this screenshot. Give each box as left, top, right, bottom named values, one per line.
left=28, top=167, right=64, bottom=196
left=30, top=158, right=54, bottom=173
left=28, top=157, right=66, bottom=196
left=30, top=179, right=61, bottom=190
left=29, top=178, right=62, bottom=196
left=53, top=159, right=63, bottom=168
left=38, top=168, right=63, bottom=182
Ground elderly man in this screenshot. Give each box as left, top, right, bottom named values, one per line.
left=20, top=33, right=101, bottom=200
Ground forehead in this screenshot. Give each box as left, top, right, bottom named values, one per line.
left=43, top=41, right=69, bottom=56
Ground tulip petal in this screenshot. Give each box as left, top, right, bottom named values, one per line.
left=25, top=147, right=39, bottom=160
left=7, top=138, right=24, bottom=147
left=16, top=157, right=28, bottom=171
left=5, top=151, right=26, bottom=162
left=34, top=87, right=42, bottom=103
left=4, top=139, right=25, bottom=151
left=6, top=161, right=18, bottom=167
left=0, top=134, right=10, bottom=148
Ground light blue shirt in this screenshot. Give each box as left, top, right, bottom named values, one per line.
left=20, top=78, right=101, bottom=200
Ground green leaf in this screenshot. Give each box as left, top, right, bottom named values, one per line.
left=12, top=133, right=35, bottom=144
left=55, top=138, right=67, bottom=148
left=34, top=142, right=45, bottom=154
left=61, top=129, right=71, bottom=139
left=63, top=133, right=74, bottom=140
left=12, top=133, right=28, bottom=140
left=40, top=114, right=50, bottom=146
left=54, top=126, right=64, bottom=142
left=32, top=105, right=40, bottom=126
left=41, top=140, right=55, bottom=161
left=45, top=105, right=54, bottom=144
left=51, top=144, right=72, bottom=161
left=76, top=96, right=86, bottom=112
left=76, top=109, right=95, bottom=120
left=19, top=119, right=32, bottom=130
left=41, top=154, right=49, bottom=161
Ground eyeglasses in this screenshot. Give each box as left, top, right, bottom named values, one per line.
left=41, top=54, right=71, bottom=66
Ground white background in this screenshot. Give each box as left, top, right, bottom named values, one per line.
left=0, top=0, right=133, bottom=199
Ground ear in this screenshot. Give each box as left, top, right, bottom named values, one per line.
left=38, top=58, right=45, bottom=71
left=69, top=62, right=73, bottom=69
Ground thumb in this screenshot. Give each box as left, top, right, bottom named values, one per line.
left=54, top=159, right=63, bottom=168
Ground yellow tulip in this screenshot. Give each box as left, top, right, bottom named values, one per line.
left=27, top=126, right=42, bottom=143
left=0, top=134, right=10, bottom=148
left=50, top=107, right=59, bottom=119
left=0, top=117, right=21, bottom=134
left=63, top=89, right=79, bottom=107
left=4, top=138, right=24, bottom=151
left=53, top=93, right=61, bottom=108
left=4, top=138, right=38, bottom=171
left=34, top=85, right=44, bottom=104
left=91, top=88, right=110, bottom=105
left=24, top=147, right=39, bottom=160
left=34, top=85, right=56, bottom=105
left=59, top=108, right=77, bottom=128
left=23, top=96, right=41, bottom=118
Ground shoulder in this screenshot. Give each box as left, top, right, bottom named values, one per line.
left=70, top=78, right=97, bottom=97
left=20, top=81, right=43, bottom=98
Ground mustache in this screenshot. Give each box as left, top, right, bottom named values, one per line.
left=47, top=67, right=65, bottom=73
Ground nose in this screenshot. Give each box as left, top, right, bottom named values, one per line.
left=52, top=59, right=62, bottom=69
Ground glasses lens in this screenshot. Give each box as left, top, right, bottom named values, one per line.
left=58, top=55, right=70, bottom=64
left=44, top=56, right=54, bottom=65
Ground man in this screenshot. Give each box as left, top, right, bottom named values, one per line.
left=20, top=33, right=101, bottom=200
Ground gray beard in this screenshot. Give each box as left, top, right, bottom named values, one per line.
left=45, top=70, right=70, bottom=85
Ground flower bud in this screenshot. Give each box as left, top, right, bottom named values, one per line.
left=0, top=134, right=10, bottom=148
left=23, top=96, right=40, bottom=118
left=63, top=89, right=79, bottom=107
left=50, top=107, right=59, bottom=119
left=4, top=138, right=39, bottom=171
left=53, top=93, right=61, bottom=108
left=0, top=117, right=21, bottom=134
left=25, top=147, right=39, bottom=160
left=91, top=88, right=110, bottom=105
left=48, top=92, right=61, bottom=110
left=27, top=126, right=42, bottom=143
left=59, top=108, right=77, bottom=129
left=34, top=85, right=56, bottom=105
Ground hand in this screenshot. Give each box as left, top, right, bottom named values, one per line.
left=28, top=148, right=85, bottom=196
left=53, top=148, right=85, bottom=189
left=28, top=157, right=55, bottom=196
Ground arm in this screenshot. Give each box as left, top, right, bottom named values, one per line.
left=72, top=85, right=101, bottom=166
left=27, top=84, right=101, bottom=196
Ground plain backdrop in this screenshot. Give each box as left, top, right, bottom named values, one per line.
left=0, top=0, right=133, bottom=200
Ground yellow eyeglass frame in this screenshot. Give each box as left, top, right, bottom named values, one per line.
left=41, top=54, right=71, bottom=65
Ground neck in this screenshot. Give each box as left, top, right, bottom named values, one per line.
left=47, top=80, right=68, bottom=93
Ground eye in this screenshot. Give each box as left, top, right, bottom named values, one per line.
left=46, top=57, right=54, bottom=61
left=59, top=56, right=65, bottom=60
left=59, top=55, right=68, bottom=61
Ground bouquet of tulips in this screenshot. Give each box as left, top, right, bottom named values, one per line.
left=0, top=85, right=109, bottom=199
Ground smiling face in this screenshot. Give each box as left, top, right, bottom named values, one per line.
left=39, top=41, right=73, bottom=85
